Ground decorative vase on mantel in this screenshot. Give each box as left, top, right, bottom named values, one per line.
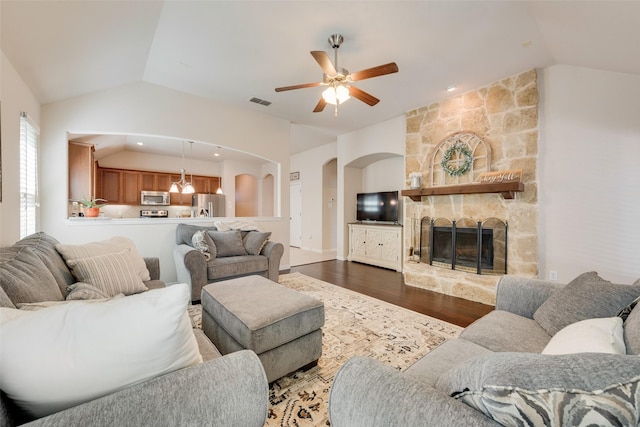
left=409, top=173, right=422, bottom=189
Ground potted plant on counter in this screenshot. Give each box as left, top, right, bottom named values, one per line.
left=79, top=196, right=108, bottom=218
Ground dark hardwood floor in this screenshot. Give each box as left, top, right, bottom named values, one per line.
left=286, top=260, right=494, bottom=328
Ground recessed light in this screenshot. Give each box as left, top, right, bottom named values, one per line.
left=446, top=85, right=457, bottom=92
left=136, top=142, right=144, bottom=146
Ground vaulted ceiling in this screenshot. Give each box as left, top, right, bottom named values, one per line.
left=3, top=1, right=639, bottom=148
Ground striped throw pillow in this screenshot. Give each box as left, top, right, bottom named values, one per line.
left=66, top=251, right=147, bottom=297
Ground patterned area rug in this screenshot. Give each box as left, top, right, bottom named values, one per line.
left=189, top=272, right=462, bottom=426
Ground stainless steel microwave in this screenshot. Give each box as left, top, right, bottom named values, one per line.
left=141, top=191, right=170, bottom=206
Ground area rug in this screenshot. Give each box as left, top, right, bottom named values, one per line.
left=189, top=272, right=462, bottom=426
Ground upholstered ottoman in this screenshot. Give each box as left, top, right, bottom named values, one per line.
left=201, top=275, right=324, bottom=382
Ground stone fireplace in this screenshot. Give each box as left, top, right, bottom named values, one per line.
left=404, top=69, right=539, bottom=305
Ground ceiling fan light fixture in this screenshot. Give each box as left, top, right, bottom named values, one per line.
left=322, top=84, right=350, bottom=105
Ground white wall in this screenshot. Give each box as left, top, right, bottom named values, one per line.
left=0, top=52, right=41, bottom=245
left=336, top=116, right=406, bottom=258
left=36, top=81, right=291, bottom=280
left=539, top=65, right=640, bottom=284
left=322, top=159, right=338, bottom=251
left=363, top=157, right=405, bottom=193
left=290, top=142, right=337, bottom=252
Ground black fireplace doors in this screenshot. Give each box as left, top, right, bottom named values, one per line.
left=419, top=217, right=507, bottom=275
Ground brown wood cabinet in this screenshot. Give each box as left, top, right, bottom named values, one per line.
left=122, top=172, right=140, bottom=204
left=96, top=166, right=220, bottom=206
left=68, top=142, right=94, bottom=201
left=140, top=172, right=173, bottom=192
left=97, top=169, right=121, bottom=203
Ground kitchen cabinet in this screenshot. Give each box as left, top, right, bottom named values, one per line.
left=348, top=223, right=403, bottom=272
left=192, top=176, right=221, bottom=194
left=68, top=142, right=94, bottom=201
left=122, top=172, right=140, bottom=204
left=140, top=172, right=172, bottom=192
left=96, top=166, right=220, bottom=206
left=97, top=169, right=121, bottom=204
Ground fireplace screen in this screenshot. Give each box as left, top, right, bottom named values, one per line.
left=419, top=217, right=507, bottom=275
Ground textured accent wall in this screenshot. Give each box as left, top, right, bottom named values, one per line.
left=403, top=69, right=539, bottom=305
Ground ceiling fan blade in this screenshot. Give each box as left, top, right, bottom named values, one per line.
left=349, top=86, right=380, bottom=106
left=311, top=51, right=337, bottom=76
left=349, top=62, right=399, bottom=81
left=313, top=98, right=327, bottom=113
left=275, top=82, right=321, bottom=92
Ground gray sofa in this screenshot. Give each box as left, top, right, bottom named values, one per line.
left=0, top=232, right=268, bottom=427
left=173, top=223, right=284, bottom=301
left=330, top=274, right=640, bottom=426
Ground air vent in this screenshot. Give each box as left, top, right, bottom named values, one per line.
left=250, top=97, right=272, bottom=106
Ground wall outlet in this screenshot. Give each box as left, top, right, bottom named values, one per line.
left=549, top=271, right=558, bottom=281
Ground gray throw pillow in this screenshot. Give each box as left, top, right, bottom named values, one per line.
left=0, top=246, right=64, bottom=304
left=533, top=271, right=640, bottom=336
left=623, top=302, right=640, bottom=355
left=0, top=285, right=16, bottom=309
left=208, top=231, right=247, bottom=257
left=435, top=352, right=640, bottom=427
left=243, top=231, right=271, bottom=255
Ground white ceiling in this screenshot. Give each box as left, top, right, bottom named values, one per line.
left=3, top=1, right=639, bottom=155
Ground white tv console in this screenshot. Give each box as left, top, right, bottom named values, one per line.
left=348, top=222, right=403, bottom=272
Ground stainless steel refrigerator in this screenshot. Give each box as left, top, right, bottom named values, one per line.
left=192, top=193, right=225, bottom=217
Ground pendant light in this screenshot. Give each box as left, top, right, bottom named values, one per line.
left=216, top=177, right=223, bottom=195
left=169, top=141, right=195, bottom=194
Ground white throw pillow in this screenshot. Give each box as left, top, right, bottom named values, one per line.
left=542, top=317, right=626, bottom=355
left=0, top=283, right=202, bottom=418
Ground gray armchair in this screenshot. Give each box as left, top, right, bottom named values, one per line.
left=173, top=223, right=284, bottom=301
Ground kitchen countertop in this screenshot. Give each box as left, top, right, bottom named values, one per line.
left=66, top=216, right=282, bottom=225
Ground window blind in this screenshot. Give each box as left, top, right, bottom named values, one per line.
left=20, top=112, right=39, bottom=239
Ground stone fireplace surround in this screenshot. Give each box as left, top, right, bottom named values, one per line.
left=404, top=69, right=539, bottom=306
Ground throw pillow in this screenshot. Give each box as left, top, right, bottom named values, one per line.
left=14, top=232, right=75, bottom=297
left=208, top=230, right=247, bottom=257
left=56, top=236, right=151, bottom=282
left=542, top=317, right=625, bottom=355
left=65, top=282, right=112, bottom=300
left=0, top=286, right=15, bottom=309
left=0, top=283, right=202, bottom=418
left=618, top=296, right=640, bottom=322
left=65, top=250, right=148, bottom=297
left=533, top=272, right=640, bottom=336
left=243, top=231, right=271, bottom=256
left=624, top=302, right=640, bottom=355
left=435, top=352, right=640, bottom=427
left=0, top=246, right=63, bottom=304
left=214, top=220, right=262, bottom=232
left=191, top=230, right=215, bottom=260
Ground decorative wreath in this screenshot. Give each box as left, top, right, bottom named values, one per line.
left=440, top=140, right=474, bottom=177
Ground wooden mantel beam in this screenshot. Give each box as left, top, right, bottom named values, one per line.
left=401, top=182, right=525, bottom=201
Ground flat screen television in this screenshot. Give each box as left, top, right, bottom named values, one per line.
left=356, top=191, right=399, bottom=223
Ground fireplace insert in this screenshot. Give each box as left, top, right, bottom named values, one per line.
left=420, top=217, right=507, bottom=275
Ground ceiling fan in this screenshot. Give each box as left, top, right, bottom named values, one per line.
left=275, top=34, right=399, bottom=115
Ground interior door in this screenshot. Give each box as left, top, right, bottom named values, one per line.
left=290, top=182, right=302, bottom=248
